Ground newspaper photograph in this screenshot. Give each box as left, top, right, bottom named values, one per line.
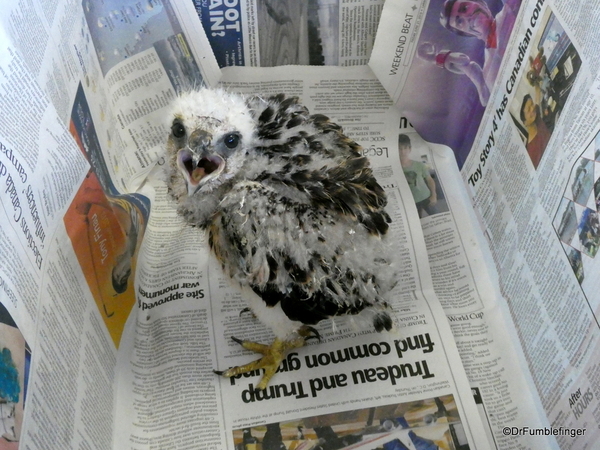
left=193, top=0, right=385, bottom=68
left=370, top=0, right=523, bottom=167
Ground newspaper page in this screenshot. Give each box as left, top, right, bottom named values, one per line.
left=111, top=64, right=493, bottom=450
left=0, top=29, right=87, bottom=344
left=192, top=0, right=385, bottom=67
left=0, top=27, right=91, bottom=448
left=392, top=131, right=555, bottom=450
left=0, top=0, right=223, bottom=449
left=370, top=0, right=600, bottom=449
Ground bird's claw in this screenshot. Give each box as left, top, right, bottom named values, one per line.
left=216, top=333, right=312, bottom=389
left=239, top=307, right=256, bottom=318
left=299, top=325, right=321, bottom=342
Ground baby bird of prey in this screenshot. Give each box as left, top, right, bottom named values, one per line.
left=164, top=88, right=396, bottom=389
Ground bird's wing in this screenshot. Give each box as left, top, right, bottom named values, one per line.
left=246, top=94, right=391, bottom=236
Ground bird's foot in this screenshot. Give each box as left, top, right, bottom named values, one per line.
left=215, top=326, right=320, bottom=390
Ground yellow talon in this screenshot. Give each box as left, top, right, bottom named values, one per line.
left=216, top=326, right=319, bottom=389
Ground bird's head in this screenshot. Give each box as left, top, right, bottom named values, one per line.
left=165, top=88, right=255, bottom=199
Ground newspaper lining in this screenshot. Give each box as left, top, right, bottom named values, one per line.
left=1, top=0, right=599, bottom=449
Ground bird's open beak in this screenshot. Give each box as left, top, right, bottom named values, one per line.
left=177, top=148, right=225, bottom=195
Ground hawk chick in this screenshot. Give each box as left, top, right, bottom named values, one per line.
left=164, top=88, right=396, bottom=389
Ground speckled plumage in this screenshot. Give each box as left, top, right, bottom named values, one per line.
left=164, top=88, right=396, bottom=385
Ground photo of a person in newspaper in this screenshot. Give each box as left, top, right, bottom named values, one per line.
left=0, top=345, right=20, bottom=448
left=508, top=10, right=581, bottom=169
left=232, top=396, right=467, bottom=450
left=438, top=0, right=521, bottom=98
left=555, top=195, right=588, bottom=280
left=0, top=304, right=29, bottom=449
left=578, top=208, right=600, bottom=258
left=399, top=0, right=522, bottom=168
left=517, top=93, right=551, bottom=168
left=398, top=133, right=449, bottom=218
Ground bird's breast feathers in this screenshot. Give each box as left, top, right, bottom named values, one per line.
left=206, top=177, right=395, bottom=311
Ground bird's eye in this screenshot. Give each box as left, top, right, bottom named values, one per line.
left=171, top=121, right=186, bottom=138
left=224, top=133, right=240, bottom=149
